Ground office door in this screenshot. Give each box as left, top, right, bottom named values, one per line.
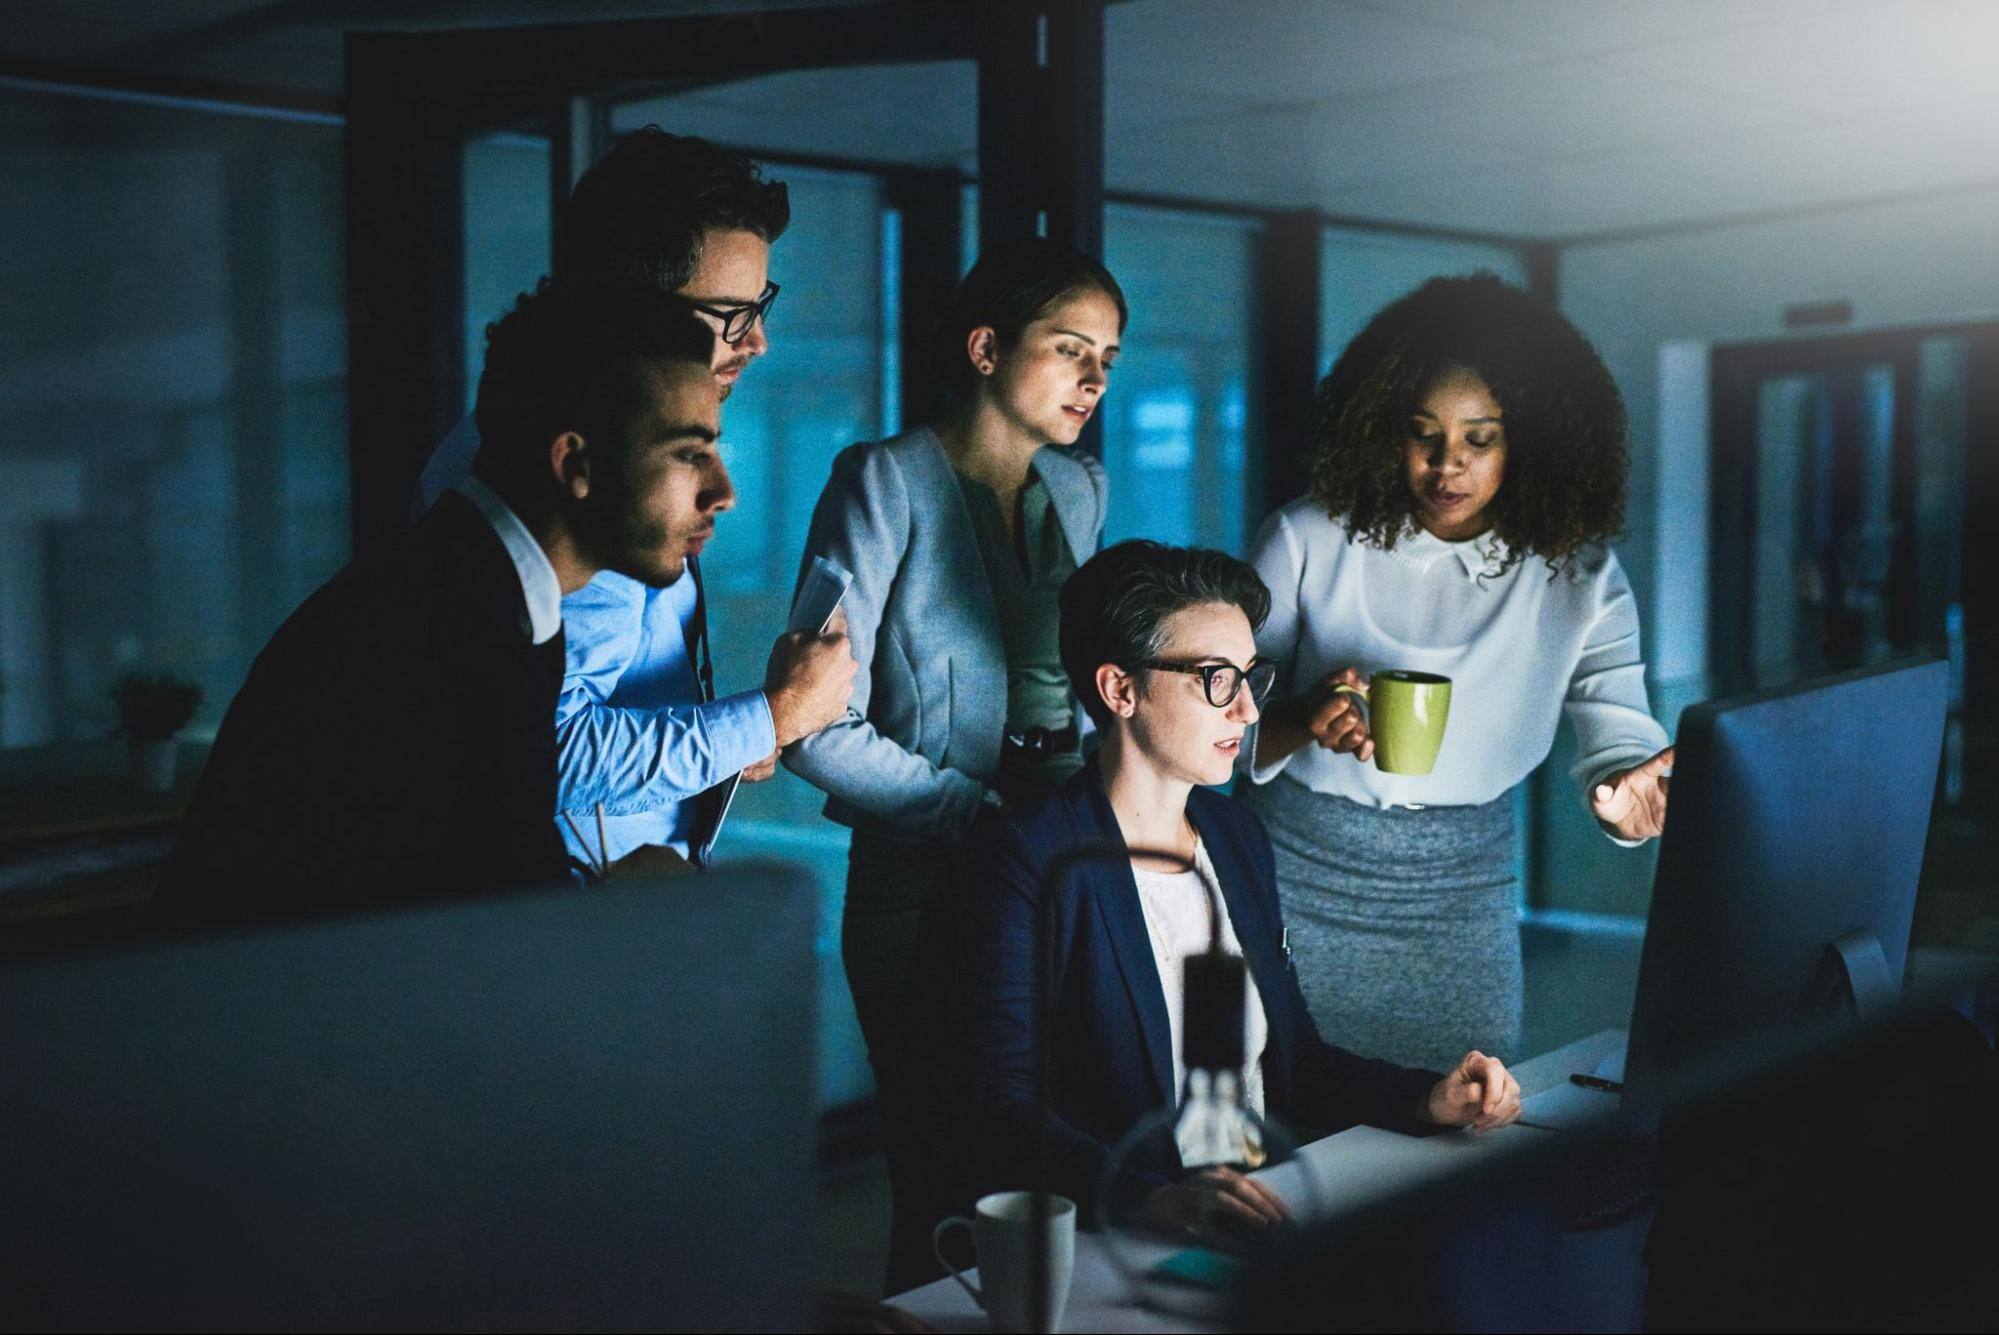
left=1709, top=331, right=1976, bottom=693
left=1737, top=356, right=1913, bottom=686
left=1711, top=325, right=1998, bottom=811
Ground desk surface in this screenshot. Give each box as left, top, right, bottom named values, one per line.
left=890, top=1028, right=1628, bottom=1333
left=0, top=742, right=198, bottom=924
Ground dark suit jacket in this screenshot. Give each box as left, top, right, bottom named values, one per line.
left=155, top=492, right=573, bottom=921
left=949, top=763, right=1442, bottom=1218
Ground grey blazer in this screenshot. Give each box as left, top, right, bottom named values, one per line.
left=783, top=426, right=1108, bottom=842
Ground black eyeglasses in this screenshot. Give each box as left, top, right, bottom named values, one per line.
left=1141, top=658, right=1278, bottom=709
left=686, top=281, right=779, bottom=346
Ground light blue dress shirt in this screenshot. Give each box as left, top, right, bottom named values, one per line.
left=555, top=570, right=776, bottom=866
left=415, top=416, right=776, bottom=867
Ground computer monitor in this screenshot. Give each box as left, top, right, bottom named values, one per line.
left=1622, top=657, right=1949, bottom=1129
left=0, top=865, right=819, bottom=1331
left=1245, top=659, right=1964, bottom=1328
left=1244, top=1002, right=1997, bottom=1333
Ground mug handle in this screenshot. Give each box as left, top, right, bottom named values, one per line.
left=931, top=1217, right=983, bottom=1308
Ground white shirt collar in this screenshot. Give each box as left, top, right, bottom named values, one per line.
left=452, top=474, right=564, bottom=644
left=1385, top=524, right=1507, bottom=582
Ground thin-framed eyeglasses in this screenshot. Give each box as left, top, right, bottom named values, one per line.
left=1140, top=658, right=1279, bottom=709
left=687, top=281, right=779, bottom=346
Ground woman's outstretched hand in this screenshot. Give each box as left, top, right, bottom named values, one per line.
left=1591, top=745, right=1674, bottom=841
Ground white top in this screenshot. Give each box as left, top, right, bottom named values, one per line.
left=1245, top=499, right=1668, bottom=836
left=1130, top=838, right=1269, bottom=1115
left=453, top=475, right=563, bottom=646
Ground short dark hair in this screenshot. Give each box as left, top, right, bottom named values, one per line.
left=1306, top=273, right=1628, bottom=578
left=1059, top=540, right=1271, bottom=726
left=472, top=278, right=715, bottom=505
left=932, top=238, right=1128, bottom=396
left=556, top=126, right=790, bottom=291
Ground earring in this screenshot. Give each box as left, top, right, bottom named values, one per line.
left=978, top=362, right=994, bottom=374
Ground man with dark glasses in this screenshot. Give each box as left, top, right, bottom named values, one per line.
left=684, top=279, right=779, bottom=396
left=416, top=130, right=785, bottom=515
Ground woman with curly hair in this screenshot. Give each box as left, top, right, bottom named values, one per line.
left=1237, top=274, right=1673, bottom=1071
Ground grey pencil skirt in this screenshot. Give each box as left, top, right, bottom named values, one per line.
left=1238, top=774, right=1522, bottom=1073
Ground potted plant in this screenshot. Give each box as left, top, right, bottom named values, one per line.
left=111, top=671, right=203, bottom=794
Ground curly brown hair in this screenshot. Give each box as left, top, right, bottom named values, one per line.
left=1305, top=274, right=1628, bottom=578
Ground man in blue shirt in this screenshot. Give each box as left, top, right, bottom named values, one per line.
left=416, top=128, right=852, bottom=872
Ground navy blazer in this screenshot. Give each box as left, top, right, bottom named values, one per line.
left=949, top=763, right=1442, bottom=1219
left=156, top=491, right=573, bottom=922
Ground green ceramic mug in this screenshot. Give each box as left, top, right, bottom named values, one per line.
left=1332, top=670, right=1453, bottom=775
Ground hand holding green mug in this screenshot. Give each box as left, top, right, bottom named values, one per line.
left=1299, top=666, right=1376, bottom=760
left=1314, top=668, right=1454, bottom=775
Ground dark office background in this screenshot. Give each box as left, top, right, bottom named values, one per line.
left=2, top=0, right=1993, bottom=1145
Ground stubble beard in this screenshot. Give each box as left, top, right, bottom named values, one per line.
left=578, top=489, right=687, bottom=589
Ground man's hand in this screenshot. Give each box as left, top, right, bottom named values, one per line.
left=1591, top=745, right=1674, bottom=841
left=1423, top=1050, right=1522, bottom=1132
left=741, top=753, right=778, bottom=782
left=1141, top=1166, right=1288, bottom=1247
left=764, top=607, right=857, bottom=749
left=1303, top=667, right=1373, bottom=761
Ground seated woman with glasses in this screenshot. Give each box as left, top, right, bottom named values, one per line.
left=784, top=238, right=1125, bottom=1292
left=946, top=540, right=1522, bottom=1236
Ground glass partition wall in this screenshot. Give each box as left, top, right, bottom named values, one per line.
left=0, top=89, right=348, bottom=751
left=461, top=131, right=552, bottom=413
left=1102, top=205, right=1258, bottom=554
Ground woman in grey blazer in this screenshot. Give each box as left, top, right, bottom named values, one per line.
left=785, top=238, right=1125, bottom=1291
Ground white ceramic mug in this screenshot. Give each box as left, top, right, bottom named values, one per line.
left=931, top=1190, right=1077, bottom=1332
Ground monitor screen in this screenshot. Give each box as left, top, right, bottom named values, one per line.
left=0, top=866, right=819, bottom=1331
left=1624, top=657, right=1948, bottom=1127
